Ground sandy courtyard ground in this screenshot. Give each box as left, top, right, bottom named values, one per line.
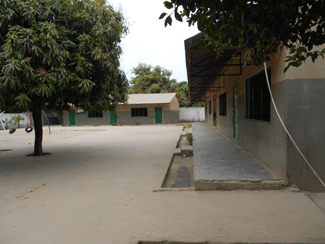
left=0, top=125, right=325, bottom=244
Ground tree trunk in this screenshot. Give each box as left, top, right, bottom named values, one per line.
left=32, top=109, right=43, bottom=156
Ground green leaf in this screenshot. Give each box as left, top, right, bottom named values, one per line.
left=165, top=16, right=172, bottom=27
left=174, top=11, right=182, bottom=22
left=159, top=13, right=167, bottom=19
left=164, top=1, right=173, bottom=9
left=284, top=65, right=290, bottom=73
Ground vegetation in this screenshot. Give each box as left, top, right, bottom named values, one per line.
left=160, top=0, right=325, bottom=71
left=128, top=63, right=176, bottom=94
left=1, top=118, right=12, bottom=129
left=186, top=133, right=193, bottom=146
left=12, top=115, right=25, bottom=128
left=0, top=0, right=128, bottom=155
left=128, top=63, right=203, bottom=107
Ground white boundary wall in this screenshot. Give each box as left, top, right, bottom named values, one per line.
left=179, top=107, right=205, bottom=122
left=0, top=112, right=31, bottom=129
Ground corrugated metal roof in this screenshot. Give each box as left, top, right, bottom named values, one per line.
left=124, top=93, right=177, bottom=105
left=185, top=33, right=241, bottom=102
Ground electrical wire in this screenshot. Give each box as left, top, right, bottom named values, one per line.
left=263, top=62, right=325, bottom=188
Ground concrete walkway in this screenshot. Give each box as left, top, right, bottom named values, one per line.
left=193, top=123, right=286, bottom=190
left=0, top=125, right=325, bottom=243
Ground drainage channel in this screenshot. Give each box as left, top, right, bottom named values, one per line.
left=162, top=153, right=194, bottom=188
left=162, top=127, right=194, bottom=189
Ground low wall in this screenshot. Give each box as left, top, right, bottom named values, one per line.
left=179, top=107, right=205, bottom=122
left=0, top=113, right=31, bottom=129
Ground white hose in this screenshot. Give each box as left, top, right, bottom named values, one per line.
left=264, top=62, right=325, bottom=188
left=0, top=111, right=7, bottom=141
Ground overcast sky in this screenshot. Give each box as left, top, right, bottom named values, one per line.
left=108, top=0, right=199, bottom=83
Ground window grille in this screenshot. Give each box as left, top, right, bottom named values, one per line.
left=246, top=68, right=271, bottom=121
left=131, top=108, right=148, bottom=117
left=219, top=92, right=227, bottom=116
left=88, top=111, right=103, bottom=118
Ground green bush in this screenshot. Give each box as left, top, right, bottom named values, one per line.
left=186, top=133, right=193, bottom=146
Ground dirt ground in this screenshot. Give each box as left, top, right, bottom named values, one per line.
left=0, top=125, right=325, bottom=244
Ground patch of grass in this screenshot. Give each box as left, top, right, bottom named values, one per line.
left=186, top=133, right=193, bottom=146
left=132, top=120, right=140, bottom=126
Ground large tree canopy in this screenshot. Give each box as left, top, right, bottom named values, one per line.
left=0, top=0, right=128, bottom=155
left=128, top=63, right=176, bottom=94
left=128, top=63, right=203, bottom=107
left=160, top=0, right=325, bottom=71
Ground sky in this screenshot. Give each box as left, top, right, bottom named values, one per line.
left=108, top=0, right=199, bottom=83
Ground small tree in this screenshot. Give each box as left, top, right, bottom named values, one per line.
left=1, top=118, right=12, bottom=129
left=12, top=115, right=25, bottom=128
left=0, top=0, right=128, bottom=156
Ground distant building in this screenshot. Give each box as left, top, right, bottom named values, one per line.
left=63, top=93, right=179, bottom=126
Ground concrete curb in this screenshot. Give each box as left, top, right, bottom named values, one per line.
left=153, top=150, right=194, bottom=192
left=195, top=179, right=288, bottom=191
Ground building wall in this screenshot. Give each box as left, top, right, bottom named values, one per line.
left=204, top=51, right=290, bottom=177
left=201, top=47, right=325, bottom=190
left=236, top=80, right=288, bottom=177
left=285, top=45, right=325, bottom=80
left=118, top=110, right=155, bottom=124
left=42, top=112, right=63, bottom=125
left=63, top=111, right=111, bottom=126
left=63, top=100, right=180, bottom=125
left=169, top=96, right=180, bottom=111
left=179, top=107, right=205, bottom=122
left=286, top=79, right=325, bottom=192
left=116, top=103, right=169, bottom=112
left=205, top=94, right=214, bottom=126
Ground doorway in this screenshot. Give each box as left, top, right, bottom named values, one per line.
left=110, top=111, right=117, bottom=124
left=69, top=110, right=76, bottom=125
left=155, top=107, right=162, bottom=124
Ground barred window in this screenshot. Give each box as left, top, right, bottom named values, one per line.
left=88, top=111, right=103, bottom=118
left=131, top=108, right=147, bottom=117
left=219, top=92, right=227, bottom=116
left=246, top=68, right=271, bottom=121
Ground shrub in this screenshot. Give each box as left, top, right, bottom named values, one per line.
left=186, top=133, right=193, bottom=146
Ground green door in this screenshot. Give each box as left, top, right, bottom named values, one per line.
left=110, top=111, right=117, bottom=125
left=233, top=85, right=238, bottom=139
left=155, top=107, right=162, bottom=124
left=69, top=110, right=76, bottom=125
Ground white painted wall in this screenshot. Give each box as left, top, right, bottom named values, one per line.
left=0, top=112, right=31, bottom=129
left=179, top=107, right=205, bottom=122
